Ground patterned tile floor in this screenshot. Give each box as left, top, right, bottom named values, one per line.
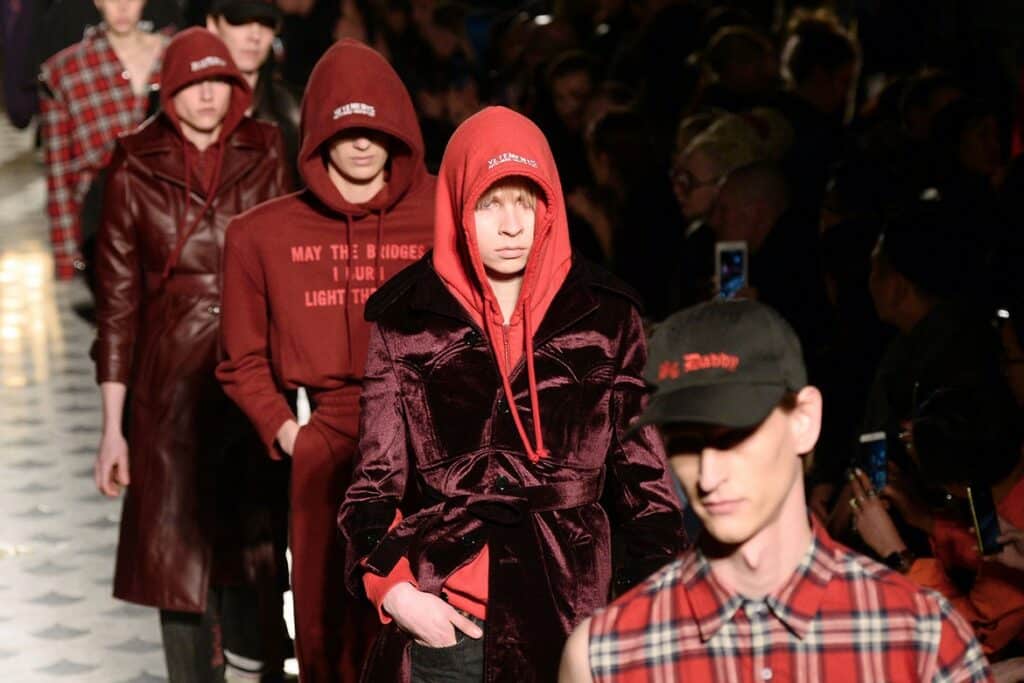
left=0, top=117, right=170, bottom=681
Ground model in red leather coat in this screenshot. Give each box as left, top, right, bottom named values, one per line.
left=92, top=30, right=288, bottom=616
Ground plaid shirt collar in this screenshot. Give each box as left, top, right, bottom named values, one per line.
left=679, top=519, right=841, bottom=642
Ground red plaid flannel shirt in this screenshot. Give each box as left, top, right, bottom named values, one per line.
left=39, top=25, right=166, bottom=279
left=588, top=523, right=992, bottom=682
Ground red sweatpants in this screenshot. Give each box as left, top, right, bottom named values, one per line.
left=289, top=399, right=379, bottom=682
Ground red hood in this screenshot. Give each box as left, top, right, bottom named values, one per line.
left=158, top=27, right=251, bottom=280
left=433, top=106, right=572, bottom=461
left=159, top=27, right=251, bottom=144
left=298, top=39, right=426, bottom=216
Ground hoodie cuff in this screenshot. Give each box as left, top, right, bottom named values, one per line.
left=363, top=555, right=417, bottom=624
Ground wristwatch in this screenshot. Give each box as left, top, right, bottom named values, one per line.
left=883, top=548, right=916, bottom=573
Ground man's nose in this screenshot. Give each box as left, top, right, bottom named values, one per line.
left=498, top=207, right=524, bottom=236
left=698, top=448, right=728, bottom=494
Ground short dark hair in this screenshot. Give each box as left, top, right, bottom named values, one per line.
left=546, top=50, right=597, bottom=88
left=783, top=14, right=856, bottom=85
left=706, top=26, right=771, bottom=78
left=875, top=200, right=966, bottom=300
left=912, top=382, right=1022, bottom=487
left=901, top=70, right=960, bottom=121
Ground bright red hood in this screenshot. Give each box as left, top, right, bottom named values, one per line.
left=432, top=106, right=572, bottom=462
left=298, top=39, right=427, bottom=216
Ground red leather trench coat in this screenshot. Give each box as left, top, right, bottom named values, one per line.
left=339, top=255, right=686, bottom=682
left=93, top=114, right=289, bottom=613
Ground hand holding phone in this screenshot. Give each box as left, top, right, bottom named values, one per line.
left=857, top=431, right=887, bottom=492
left=966, top=485, right=1004, bottom=556
left=715, top=241, right=748, bottom=299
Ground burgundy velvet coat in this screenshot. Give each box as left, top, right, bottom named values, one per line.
left=93, top=115, right=289, bottom=612
left=339, top=255, right=686, bottom=682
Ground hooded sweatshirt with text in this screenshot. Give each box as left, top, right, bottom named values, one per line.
left=216, top=39, right=435, bottom=454
left=362, top=107, right=573, bottom=620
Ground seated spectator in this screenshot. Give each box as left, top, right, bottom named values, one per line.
left=929, top=98, right=1004, bottom=223
left=826, top=201, right=1002, bottom=538
left=698, top=25, right=777, bottom=112
left=775, top=11, right=858, bottom=214
left=538, top=50, right=598, bottom=194
left=708, top=161, right=832, bottom=367
left=669, top=113, right=766, bottom=309
left=578, top=109, right=683, bottom=318
left=848, top=381, right=1024, bottom=659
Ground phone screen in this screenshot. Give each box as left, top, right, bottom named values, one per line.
left=718, top=247, right=746, bottom=299
left=857, top=431, right=887, bottom=491
left=966, top=485, right=1004, bottom=555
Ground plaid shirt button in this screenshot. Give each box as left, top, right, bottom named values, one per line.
left=760, top=668, right=772, bottom=681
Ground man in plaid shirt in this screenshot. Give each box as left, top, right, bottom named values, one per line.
left=39, top=14, right=167, bottom=280
left=560, top=300, right=992, bottom=682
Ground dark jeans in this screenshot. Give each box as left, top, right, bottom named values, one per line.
left=410, top=616, right=485, bottom=683
left=160, top=586, right=266, bottom=683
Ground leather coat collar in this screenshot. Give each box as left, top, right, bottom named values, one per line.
left=122, top=114, right=267, bottom=197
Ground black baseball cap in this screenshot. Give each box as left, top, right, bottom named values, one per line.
left=635, top=300, right=807, bottom=430
left=209, top=0, right=282, bottom=26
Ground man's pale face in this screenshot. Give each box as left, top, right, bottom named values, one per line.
left=173, top=78, right=232, bottom=134
left=473, top=183, right=537, bottom=280
left=207, top=17, right=276, bottom=75
left=666, top=407, right=804, bottom=546
left=672, top=148, right=721, bottom=220
left=327, top=129, right=390, bottom=185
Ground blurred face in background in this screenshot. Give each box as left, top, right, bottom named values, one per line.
left=1000, top=320, right=1024, bottom=408
left=552, top=69, right=593, bottom=134
left=207, top=16, right=276, bottom=76
left=671, top=147, right=723, bottom=220
left=959, top=114, right=1001, bottom=179
left=95, top=0, right=145, bottom=36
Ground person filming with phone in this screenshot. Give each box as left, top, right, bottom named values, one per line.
left=707, top=161, right=831, bottom=367
left=848, top=380, right=1024, bottom=668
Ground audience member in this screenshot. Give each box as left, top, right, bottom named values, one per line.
left=848, top=382, right=1024, bottom=659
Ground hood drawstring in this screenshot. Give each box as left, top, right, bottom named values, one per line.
left=375, top=209, right=385, bottom=288
left=490, top=295, right=548, bottom=463
left=343, top=213, right=354, bottom=369
left=162, top=138, right=225, bottom=281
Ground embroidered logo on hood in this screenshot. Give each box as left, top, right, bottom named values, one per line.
left=190, top=56, right=228, bottom=72
left=332, top=102, right=377, bottom=120
left=487, top=152, right=539, bottom=170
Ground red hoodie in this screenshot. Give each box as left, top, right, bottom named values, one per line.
left=216, top=39, right=435, bottom=454
left=362, top=107, right=573, bottom=621
left=159, top=27, right=252, bottom=280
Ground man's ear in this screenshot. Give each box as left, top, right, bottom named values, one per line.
left=790, top=386, right=822, bottom=456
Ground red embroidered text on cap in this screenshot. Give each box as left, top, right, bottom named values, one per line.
left=657, top=353, right=740, bottom=381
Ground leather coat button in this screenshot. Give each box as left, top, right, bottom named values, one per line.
left=207, top=304, right=221, bottom=315
left=495, top=475, right=510, bottom=492
left=462, top=532, right=479, bottom=547
left=462, top=330, right=481, bottom=345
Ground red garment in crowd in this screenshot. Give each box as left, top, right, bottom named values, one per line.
left=907, top=476, right=1024, bottom=656
left=39, top=24, right=169, bottom=279
left=216, top=39, right=435, bottom=682
left=589, top=521, right=992, bottom=682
